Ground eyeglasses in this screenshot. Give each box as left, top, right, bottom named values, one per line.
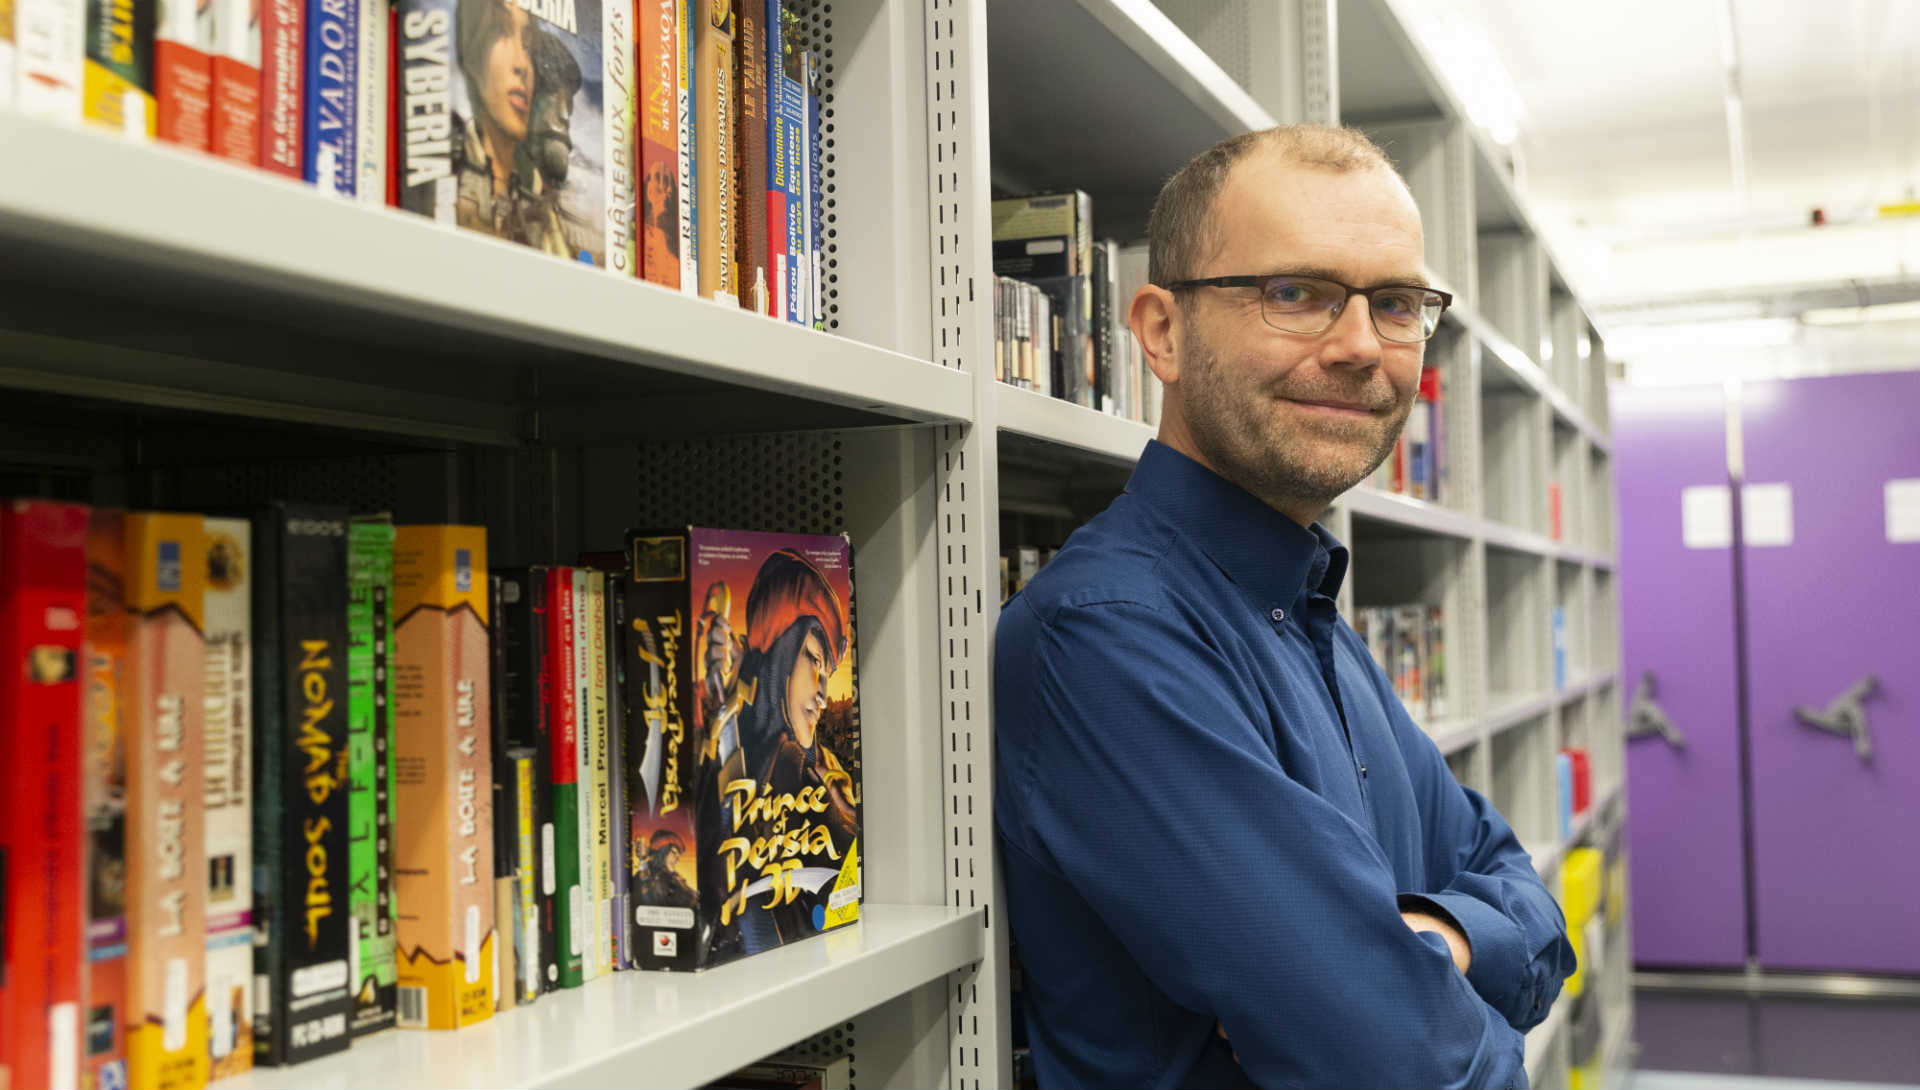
left=1167, top=273, right=1453, bottom=343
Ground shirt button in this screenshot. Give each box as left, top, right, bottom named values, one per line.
left=1270, top=608, right=1285, bottom=622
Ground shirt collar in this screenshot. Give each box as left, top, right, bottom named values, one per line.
left=1125, top=441, right=1350, bottom=610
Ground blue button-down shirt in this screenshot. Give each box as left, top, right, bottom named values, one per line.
left=995, top=441, right=1574, bottom=1089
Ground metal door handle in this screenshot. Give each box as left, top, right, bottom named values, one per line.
left=1628, top=670, right=1686, bottom=750
left=1793, top=674, right=1878, bottom=762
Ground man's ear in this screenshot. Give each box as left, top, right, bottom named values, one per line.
left=1130, top=285, right=1182, bottom=386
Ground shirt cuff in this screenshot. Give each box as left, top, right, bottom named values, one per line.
left=1399, top=891, right=1532, bottom=1020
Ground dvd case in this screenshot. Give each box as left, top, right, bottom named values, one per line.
left=202, top=517, right=253, bottom=1079
left=83, top=510, right=132, bottom=1090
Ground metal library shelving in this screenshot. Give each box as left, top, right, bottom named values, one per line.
left=0, top=4, right=1624, bottom=1090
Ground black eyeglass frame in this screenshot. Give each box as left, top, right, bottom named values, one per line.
left=1165, top=273, right=1454, bottom=343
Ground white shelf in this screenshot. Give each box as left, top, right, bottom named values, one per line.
left=1522, top=987, right=1571, bottom=1084
left=1426, top=717, right=1480, bottom=756
left=1558, top=672, right=1617, bottom=707
left=1486, top=691, right=1558, bottom=738
left=1451, top=301, right=1608, bottom=451
left=995, top=384, right=1154, bottom=466
left=233, top=905, right=983, bottom=1090
left=1532, top=784, right=1621, bottom=882
left=1340, top=486, right=1479, bottom=540
left=1480, top=516, right=1559, bottom=560
left=0, top=114, right=971, bottom=442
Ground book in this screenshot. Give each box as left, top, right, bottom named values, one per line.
left=250, top=504, right=353, bottom=1066
left=486, top=574, right=515, bottom=1012
left=82, top=0, right=157, bottom=136
left=583, top=570, right=613, bottom=975
left=765, top=0, right=801, bottom=323
left=391, top=525, right=495, bottom=1030
left=123, top=512, right=210, bottom=1090
left=501, top=746, right=541, bottom=1001
left=694, top=0, right=735, bottom=302
left=637, top=0, right=682, bottom=288
left=355, top=0, right=388, bottom=201
left=347, top=517, right=398, bottom=1037
left=83, top=510, right=132, bottom=1090
left=571, top=567, right=599, bottom=980
left=493, top=567, right=555, bottom=995
left=201, top=518, right=253, bottom=1079
left=259, top=0, right=303, bottom=174
left=732, top=0, right=767, bottom=313
left=732, top=1052, right=852, bottom=1089
left=303, top=0, right=357, bottom=193
left=805, top=41, right=823, bottom=331
left=15, top=0, right=84, bottom=122
left=676, top=0, right=696, bottom=293
left=604, top=572, right=631, bottom=969
left=208, top=0, right=260, bottom=164
left=627, top=528, right=862, bottom=971
left=543, top=566, right=585, bottom=987
left=396, top=0, right=629, bottom=267
left=0, top=500, right=89, bottom=1090
left=154, top=0, right=212, bottom=148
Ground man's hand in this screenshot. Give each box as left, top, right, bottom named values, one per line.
left=1402, top=910, right=1471, bottom=974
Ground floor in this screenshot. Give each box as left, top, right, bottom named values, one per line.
left=1626, top=990, right=1920, bottom=1089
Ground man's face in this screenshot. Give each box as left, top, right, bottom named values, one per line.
left=1173, top=157, right=1427, bottom=513
left=784, top=630, right=830, bottom=750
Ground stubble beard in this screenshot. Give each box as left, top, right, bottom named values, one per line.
left=1180, top=325, right=1415, bottom=520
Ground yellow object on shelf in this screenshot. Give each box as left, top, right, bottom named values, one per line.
left=1563, top=847, right=1604, bottom=926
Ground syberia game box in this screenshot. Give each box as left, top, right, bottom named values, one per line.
left=624, top=527, right=863, bottom=972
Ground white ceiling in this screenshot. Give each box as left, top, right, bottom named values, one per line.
left=1397, top=0, right=1920, bottom=307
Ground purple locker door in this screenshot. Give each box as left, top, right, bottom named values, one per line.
left=1613, top=384, right=1748, bottom=968
left=1740, top=371, right=1920, bottom=973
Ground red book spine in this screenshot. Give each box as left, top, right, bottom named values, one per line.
left=0, top=499, right=90, bottom=1090
left=155, top=43, right=214, bottom=150
left=259, top=0, right=306, bottom=176
left=209, top=56, right=261, bottom=165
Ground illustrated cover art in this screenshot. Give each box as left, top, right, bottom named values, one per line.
left=636, top=0, right=682, bottom=288
left=201, top=517, right=253, bottom=1079
left=627, top=528, right=862, bottom=972
left=397, top=0, right=631, bottom=267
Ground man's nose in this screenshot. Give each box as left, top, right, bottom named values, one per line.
left=1319, top=296, right=1384, bottom=368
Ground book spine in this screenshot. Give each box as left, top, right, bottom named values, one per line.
left=393, top=0, right=454, bottom=219
left=571, top=568, right=598, bottom=980
left=793, top=32, right=810, bottom=326
left=510, top=750, right=540, bottom=1000
left=208, top=0, right=260, bottom=164
left=154, top=0, right=211, bottom=149
left=604, top=0, right=636, bottom=274
left=623, top=530, right=700, bottom=972
left=487, top=575, right=515, bottom=1012
left=15, top=0, right=84, bottom=122
left=733, top=0, right=768, bottom=314
left=124, top=512, right=210, bottom=1090
left=81, top=0, right=156, bottom=135
left=259, top=0, right=304, bottom=173
left=392, top=525, right=495, bottom=1030
left=807, top=47, right=823, bottom=331
left=586, top=571, right=613, bottom=975
left=694, top=0, right=735, bottom=303
left=544, top=567, right=584, bottom=987
left=637, top=0, right=681, bottom=289
left=676, top=0, right=697, bottom=294
left=347, top=518, right=397, bottom=1038
left=251, top=505, right=354, bottom=1066
left=84, top=509, right=132, bottom=1090
left=501, top=569, right=556, bottom=994
left=605, top=575, right=630, bottom=969
left=302, top=0, right=357, bottom=194
left=201, top=518, right=253, bottom=1080
left=765, top=0, right=801, bottom=324
left=0, top=501, right=89, bottom=1090
left=354, top=0, right=387, bottom=202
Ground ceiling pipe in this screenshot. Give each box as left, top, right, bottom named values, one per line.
left=1713, top=0, right=1752, bottom=224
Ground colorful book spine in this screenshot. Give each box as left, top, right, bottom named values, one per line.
left=622, top=528, right=696, bottom=971
left=392, top=525, right=495, bottom=1030
left=572, top=568, right=600, bottom=980
left=347, top=517, right=398, bottom=1037
left=638, top=0, right=682, bottom=289
left=605, top=574, right=630, bottom=969
left=733, top=0, right=768, bottom=313
left=607, top=0, right=637, bottom=275
left=15, top=0, right=84, bottom=122
left=494, top=568, right=555, bottom=995
left=694, top=0, right=735, bottom=303
left=765, top=0, right=801, bottom=324
left=587, top=570, right=615, bottom=975
left=82, top=0, right=157, bottom=136
left=124, top=512, right=210, bottom=1090
left=208, top=0, right=260, bottom=164
left=486, top=575, right=517, bottom=1012
left=302, top=0, right=357, bottom=193
left=544, top=567, right=584, bottom=987
left=505, top=747, right=541, bottom=1001
left=259, top=0, right=304, bottom=175
left=0, top=500, right=89, bottom=1090
left=250, top=505, right=353, bottom=1066
left=677, top=0, right=696, bottom=294
left=83, top=510, right=131, bottom=1090
left=354, top=0, right=387, bottom=202
left=201, top=518, right=253, bottom=1080
left=806, top=44, right=824, bottom=331
left=154, top=0, right=212, bottom=149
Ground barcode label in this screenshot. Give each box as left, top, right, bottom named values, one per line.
left=464, top=906, right=481, bottom=984
left=49, top=1002, right=79, bottom=1090
left=397, top=986, right=427, bottom=1028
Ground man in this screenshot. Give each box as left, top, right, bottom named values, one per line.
left=994, top=125, right=1575, bottom=1089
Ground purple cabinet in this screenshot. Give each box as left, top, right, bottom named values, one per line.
left=1740, top=371, right=1920, bottom=973
left=1613, top=384, right=1748, bottom=968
